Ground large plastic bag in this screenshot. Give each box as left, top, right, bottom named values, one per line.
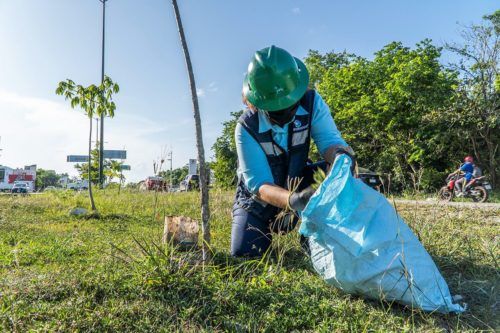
left=299, top=155, right=464, bottom=313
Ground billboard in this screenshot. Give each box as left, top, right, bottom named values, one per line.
left=8, top=167, right=37, bottom=183
left=120, top=165, right=131, bottom=171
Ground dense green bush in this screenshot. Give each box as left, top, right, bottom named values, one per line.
left=420, top=168, right=449, bottom=192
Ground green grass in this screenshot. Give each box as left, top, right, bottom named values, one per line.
left=0, top=190, right=498, bottom=332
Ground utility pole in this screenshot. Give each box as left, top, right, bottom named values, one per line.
left=95, top=117, right=99, bottom=149
left=98, top=0, right=108, bottom=189
left=167, top=150, right=173, bottom=189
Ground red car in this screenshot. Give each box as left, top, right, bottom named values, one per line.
left=142, top=176, right=168, bottom=191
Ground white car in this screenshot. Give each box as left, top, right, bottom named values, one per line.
left=44, top=186, right=58, bottom=191
left=67, top=180, right=89, bottom=191
left=11, top=183, right=29, bottom=194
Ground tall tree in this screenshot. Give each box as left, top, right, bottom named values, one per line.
left=74, top=147, right=105, bottom=184
left=35, top=169, right=64, bottom=190
left=159, top=166, right=189, bottom=187
left=171, top=0, right=210, bottom=260
left=211, top=111, right=242, bottom=188
left=313, top=40, right=458, bottom=191
left=56, top=76, right=119, bottom=211
left=304, top=49, right=358, bottom=89
left=446, top=11, right=500, bottom=186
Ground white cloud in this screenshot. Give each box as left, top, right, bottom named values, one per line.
left=0, top=89, right=178, bottom=182
left=207, top=81, right=218, bottom=92
left=196, top=88, right=206, bottom=97
left=196, top=82, right=218, bottom=98
left=292, top=7, right=301, bottom=15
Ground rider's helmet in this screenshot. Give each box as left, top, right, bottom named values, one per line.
left=464, top=156, right=474, bottom=163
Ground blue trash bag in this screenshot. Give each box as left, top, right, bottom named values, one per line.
left=299, top=155, right=464, bottom=313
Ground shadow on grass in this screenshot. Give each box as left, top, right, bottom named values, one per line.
left=78, top=213, right=131, bottom=220
left=433, top=254, right=499, bottom=329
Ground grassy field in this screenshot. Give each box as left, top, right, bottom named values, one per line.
left=0, top=190, right=498, bottom=332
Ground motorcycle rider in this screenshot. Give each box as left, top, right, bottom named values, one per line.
left=231, top=45, right=354, bottom=257
left=454, top=156, right=474, bottom=195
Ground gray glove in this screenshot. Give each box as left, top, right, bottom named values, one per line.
left=326, top=145, right=357, bottom=175
left=288, top=186, right=316, bottom=212
left=333, top=149, right=357, bottom=175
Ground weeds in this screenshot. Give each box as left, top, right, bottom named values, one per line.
left=0, top=190, right=498, bottom=331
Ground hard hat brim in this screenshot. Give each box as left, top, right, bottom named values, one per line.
left=243, top=57, right=309, bottom=112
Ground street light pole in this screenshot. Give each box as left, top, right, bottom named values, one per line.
left=95, top=117, right=99, bottom=149
left=98, top=0, right=107, bottom=188
left=167, top=150, right=173, bottom=189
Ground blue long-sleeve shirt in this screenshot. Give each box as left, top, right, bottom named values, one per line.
left=235, top=91, right=348, bottom=194
left=460, top=162, right=474, bottom=181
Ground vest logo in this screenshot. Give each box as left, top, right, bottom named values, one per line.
left=294, top=119, right=302, bottom=128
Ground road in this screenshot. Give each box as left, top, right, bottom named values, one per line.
left=393, top=199, right=500, bottom=210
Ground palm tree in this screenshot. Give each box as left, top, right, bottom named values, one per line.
left=106, top=160, right=123, bottom=184
left=171, top=0, right=210, bottom=260
left=56, top=76, right=119, bottom=212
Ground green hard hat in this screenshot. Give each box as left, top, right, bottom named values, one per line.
left=243, top=45, right=309, bottom=112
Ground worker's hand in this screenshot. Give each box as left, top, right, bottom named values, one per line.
left=287, top=186, right=316, bottom=212
left=325, top=146, right=357, bottom=175
left=339, top=150, right=357, bottom=175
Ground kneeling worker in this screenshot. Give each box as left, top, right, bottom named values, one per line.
left=231, top=45, right=354, bottom=257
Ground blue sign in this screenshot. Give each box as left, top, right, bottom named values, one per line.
left=103, top=150, right=127, bottom=159
left=67, top=155, right=89, bottom=163
left=67, top=150, right=126, bottom=162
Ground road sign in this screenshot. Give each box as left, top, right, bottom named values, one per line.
left=120, top=164, right=131, bottom=171
left=103, top=150, right=127, bottom=159
left=67, top=155, right=89, bottom=163
left=67, top=150, right=126, bottom=162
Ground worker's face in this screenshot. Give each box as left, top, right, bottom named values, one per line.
left=263, top=102, right=299, bottom=127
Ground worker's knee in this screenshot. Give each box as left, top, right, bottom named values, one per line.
left=231, top=207, right=271, bottom=257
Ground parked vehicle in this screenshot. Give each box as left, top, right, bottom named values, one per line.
left=0, top=182, right=13, bottom=192
left=67, top=180, right=89, bottom=191
left=44, top=186, right=57, bottom=191
left=357, top=167, right=384, bottom=193
left=0, top=165, right=36, bottom=192
left=179, top=174, right=200, bottom=191
left=438, top=173, right=491, bottom=203
left=11, top=182, right=29, bottom=194
left=140, top=176, right=168, bottom=191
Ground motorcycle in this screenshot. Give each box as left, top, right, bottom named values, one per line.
left=438, top=172, right=492, bottom=203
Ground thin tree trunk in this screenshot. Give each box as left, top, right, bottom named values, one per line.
left=118, top=170, right=122, bottom=194
left=485, top=131, right=498, bottom=187
left=88, top=117, right=97, bottom=211
left=171, top=0, right=210, bottom=260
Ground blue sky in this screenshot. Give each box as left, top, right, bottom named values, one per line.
left=0, top=0, right=496, bottom=182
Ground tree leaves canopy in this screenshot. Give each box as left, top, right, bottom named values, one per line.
left=56, top=76, right=120, bottom=119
